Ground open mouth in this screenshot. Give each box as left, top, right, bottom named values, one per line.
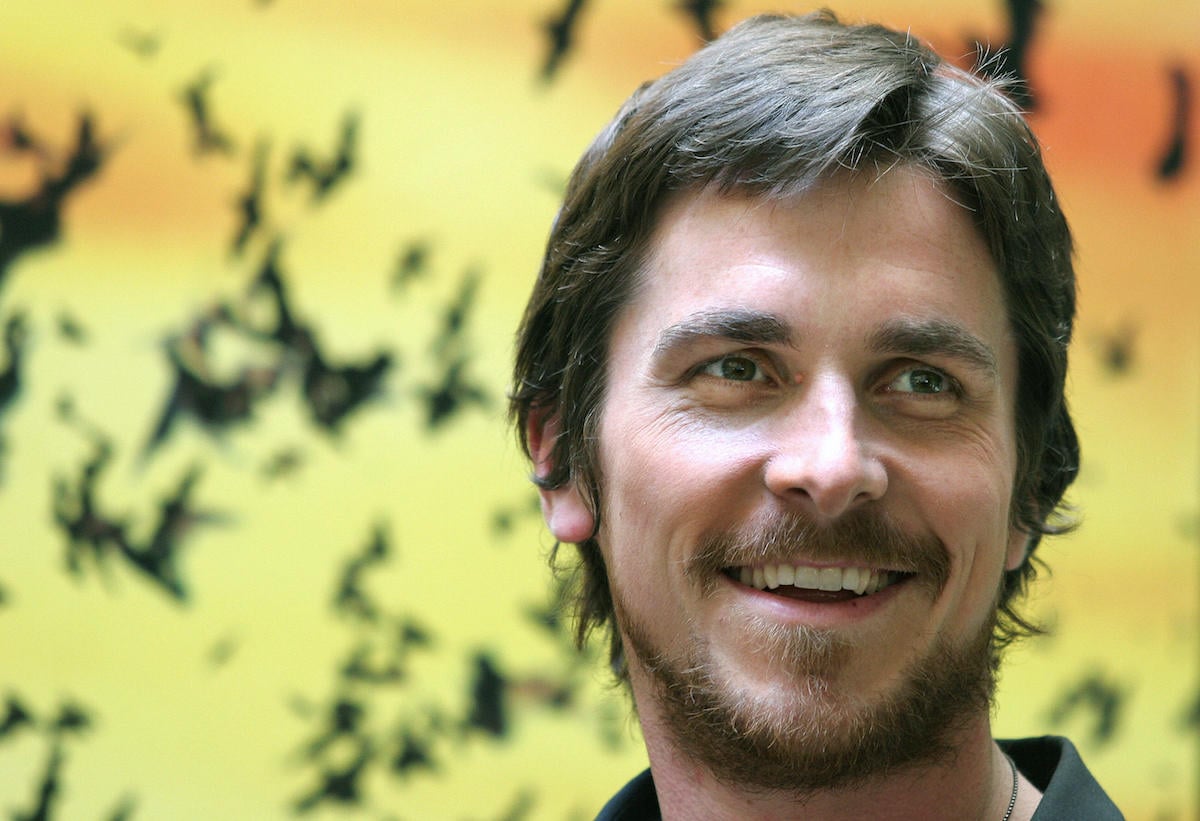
left=724, top=563, right=912, bottom=602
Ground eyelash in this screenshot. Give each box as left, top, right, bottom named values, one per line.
left=694, top=354, right=964, bottom=399
left=696, top=352, right=777, bottom=384
left=882, top=365, right=965, bottom=399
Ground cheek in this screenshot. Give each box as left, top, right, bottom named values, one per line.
left=598, top=415, right=768, bottom=564
left=916, top=460, right=1016, bottom=614
left=603, top=414, right=768, bottom=516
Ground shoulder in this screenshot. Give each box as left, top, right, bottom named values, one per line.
left=594, top=768, right=661, bottom=821
left=1000, top=736, right=1125, bottom=820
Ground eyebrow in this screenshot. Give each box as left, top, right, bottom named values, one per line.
left=652, top=310, right=998, bottom=377
left=653, top=309, right=792, bottom=358
left=868, top=318, right=998, bottom=377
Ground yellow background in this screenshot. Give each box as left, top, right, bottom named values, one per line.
left=0, top=1, right=1195, bottom=818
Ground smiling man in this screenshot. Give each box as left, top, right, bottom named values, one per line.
left=510, top=11, right=1121, bottom=821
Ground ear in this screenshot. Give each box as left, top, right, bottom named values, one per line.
left=527, top=408, right=596, bottom=544
left=1004, top=526, right=1031, bottom=572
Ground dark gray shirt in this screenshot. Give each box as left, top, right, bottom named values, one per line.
left=594, top=736, right=1123, bottom=820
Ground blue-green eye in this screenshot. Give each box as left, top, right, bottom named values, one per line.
left=888, top=367, right=950, bottom=394
left=701, top=355, right=765, bottom=382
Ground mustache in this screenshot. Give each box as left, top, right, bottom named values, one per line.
left=685, top=508, right=951, bottom=596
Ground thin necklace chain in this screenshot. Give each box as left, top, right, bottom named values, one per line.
left=1001, top=755, right=1019, bottom=821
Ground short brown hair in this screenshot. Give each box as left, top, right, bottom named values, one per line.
left=511, top=10, right=1078, bottom=675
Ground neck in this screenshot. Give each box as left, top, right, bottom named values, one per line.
left=639, top=698, right=1027, bottom=821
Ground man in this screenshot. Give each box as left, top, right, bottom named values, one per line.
left=510, top=11, right=1121, bottom=820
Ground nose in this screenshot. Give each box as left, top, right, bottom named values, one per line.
left=762, top=376, right=888, bottom=520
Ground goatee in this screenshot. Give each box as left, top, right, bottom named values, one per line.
left=613, top=509, right=998, bottom=796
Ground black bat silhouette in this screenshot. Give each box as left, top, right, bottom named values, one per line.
left=0, top=694, right=34, bottom=741
left=970, top=0, right=1043, bottom=110
left=287, top=111, right=359, bottom=202
left=244, top=239, right=307, bottom=349
left=54, top=435, right=130, bottom=584
left=540, top=0, right=589, bottom=83
left=243, top=240, right=394, bottom=432
left=126, top=465, right=225, bottom=600
left=231, top=139, right=270, bottom=256
left=208, top=634, right=240, bottom=668
left=1093, top=320, right=1137, bottom=377
left=392, top=726, right=438, bottom=776
left=260, top=445, right=304, bottom=479
left=300, top=696, right=366, bottom=761
left=398, top=616, right=433, bottom=652
left=142, top=309, right=280, bottom=460
left=293, top=737, right=373, bottom=814
left=1, top=113, right=47, bottom=158
left=1157, top=66, right=1191, bottom=181
left=418, top=352, right=491, bottom=430
left=430, top=267, right=481, bottom=359
left=0, top=112, right=108, bottom=291
left=340, top=615, right=432, bottom=685
left=491, top=492, right=542, bottom=539
left=48, top=700, right=92, bottom=736
left=676, top=0, right=724, bottom=42
left=12, top=739, right=65, bottom=821
left=117, top=26, right=162, bottom=59
left=1181, top=687, right=1200, bottom=733
left=416, top=267, right=491, bottom=427
left=465, top=651, right=507, bottom=737
left=55, top=428, right=221, bottom=600
left=105, top=794, right=138, bottom=821
left=1046, top=670, right=1128, bottom=748
left=0, top=314, right=24, bottom=485
left=391, top=238, right=431, bottom=292
left=333, top=523, right=390, bottom=623
left=178, top=69, right=236, bottom=156
left=0, top=312, right=29, bottom=418
left=301, top=341, right=393, bottom=433
left=55, top=310, right=88, bottom=345
left=340, top=641, right=407, bottom=685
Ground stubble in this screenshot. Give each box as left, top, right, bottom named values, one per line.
left=612, top=509, right=997, bottom=795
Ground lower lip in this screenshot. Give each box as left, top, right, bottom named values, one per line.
left=719, top=572, right=910, bottom=627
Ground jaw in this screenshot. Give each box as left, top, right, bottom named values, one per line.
left=619, top=580, right=1001, bottom=799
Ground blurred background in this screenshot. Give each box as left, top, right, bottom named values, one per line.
left=0, top=0, right=1194, bottom=818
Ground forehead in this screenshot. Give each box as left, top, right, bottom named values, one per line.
left=621, top=170, right=1012, bottom=358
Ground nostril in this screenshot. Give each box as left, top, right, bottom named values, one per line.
left=763, top=450, right=887, bottom=519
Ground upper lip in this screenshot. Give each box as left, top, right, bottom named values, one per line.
left=725, top=559, right=912, bottom=573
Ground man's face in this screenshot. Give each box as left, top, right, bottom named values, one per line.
left=540, top=168, right=1028, bottom=787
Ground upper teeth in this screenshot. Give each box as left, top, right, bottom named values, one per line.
left=739, top=564, right=896, bottom=595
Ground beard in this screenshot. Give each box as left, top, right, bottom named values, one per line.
left=612, top=509, right=999, bottom=796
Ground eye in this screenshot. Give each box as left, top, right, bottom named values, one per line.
left=885, top=366, right=958, bottom=396
left=699, top=354, right=769, bottom=383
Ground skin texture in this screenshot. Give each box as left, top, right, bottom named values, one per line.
left=537, top=167, right=1042, bottom=819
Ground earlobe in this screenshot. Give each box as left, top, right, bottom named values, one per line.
left=541, top=484, right=596, bottom=544
left=527, top=408, right=596, bottom=544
